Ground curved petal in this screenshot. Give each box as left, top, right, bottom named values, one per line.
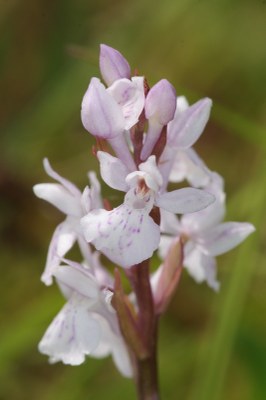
left=39, top=294, right=101, bottom=365
left=43, top=158, right=81, bottom=197
left=168, top=98, right=212, bottom=148
left=81, top=77, right=125, bottom=139
left=41, top=221, right=77, bottom=285
left=100, top=44, right=131, bottom=86
left=33, top=183, right=81, bottom=217
left=156, top=188, right=215, bottom=214
left=97, top=151, right=129, bottom=191
left=198, top=222, right=255, bottom=256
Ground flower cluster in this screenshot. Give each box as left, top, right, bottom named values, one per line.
left=34, top=44, right=254, bottom=377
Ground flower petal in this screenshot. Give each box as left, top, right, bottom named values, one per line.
left=81, top=77, right=125, bottom=139
left=81, top=190, right=160, bottom=268
left=181, top=173, right=225, bottom=233
left=198, top=222, right=255, bottom=256
left=167, top=98, right=212, bottom=148
left=141, top=79, right=176, bottom=160
left=43, top=158, right=81, bottom=197
left=39, top=294, right=101, bottom=366
left=53, top=265, right=99, bottom=299
left=156, top=187, right=215, bottom=214
left=33, top=183, right=81, bottom=217
left=100, top=44, right=131, bottom=86
left=41, top=221, right=77, bottom=285
left=97, top=151, right=129, bottom=191
left=107, top=77, right=145, bottom=130
left=145, top=79, right=176, bottom=125
left=184, top=243, right=219, bottom=291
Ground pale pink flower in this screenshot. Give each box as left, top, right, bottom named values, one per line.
left=81, top=154, right=215, bottom=268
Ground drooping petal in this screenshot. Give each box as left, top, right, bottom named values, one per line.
left=107, top=77, right=145, bottom=130
left=198, top=222, right=255, bottom=257
left=81, top=189, right=160, bottom=268
left=100, top=44, right=131, bottom=86
left=156, top=187, right=215, bottom=214
left=97, top=151, right=129, bottom=191
left=89, top=313, right=133, bottom=377
left=81, top=77, right=125, bottom=139
left=184, top=243, right=219, bottom=291
left=43, top=158, right=81, bottom=197
left=39, top=294, right=101, bottom=366
left=41, top=221, right=77, bottom=285
left=167, top=98, right=212, bottom=148
left=33, top=183, right=82, bottom=217
left=111, top=336, right=133, bottom=378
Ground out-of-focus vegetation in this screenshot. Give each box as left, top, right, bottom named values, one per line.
left=0, top=1, right=265, bottom=399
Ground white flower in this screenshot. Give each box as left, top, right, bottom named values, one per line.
left=33, top=158, right=102, bottom=285
left=39, top=260, right=132, bottom=377
left=159, top=176, right=255, bottom=290
left=81, top=154, right=215, bottom=268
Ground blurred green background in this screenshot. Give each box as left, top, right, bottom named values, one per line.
left=0, top=0, right=265, bottom=399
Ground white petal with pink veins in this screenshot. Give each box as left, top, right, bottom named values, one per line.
left=39, top=294, right=101, bottom=366
left=81, top=189, right=160, bottom=268
left=107, top=77, right=145, bottom=130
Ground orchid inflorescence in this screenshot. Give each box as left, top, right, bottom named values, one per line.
left=34, top=44, right=255, bottom=397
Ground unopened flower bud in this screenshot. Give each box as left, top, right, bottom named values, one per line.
left=100, top=44, right=131, bottom=86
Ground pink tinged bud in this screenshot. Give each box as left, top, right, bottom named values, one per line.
left=100, top=44, right=131, bottom=86
left=153, top=238, right=183, bottom=315
left=81, top=77, right=125, bottom=139
left=145, top=79, right=177, bottom=125
left=167, top=98, right=212, bottom=148
left=141, top=79, right=176, bottom=160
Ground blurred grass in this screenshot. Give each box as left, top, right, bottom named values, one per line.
left=0, top=0, right=265, bottom=399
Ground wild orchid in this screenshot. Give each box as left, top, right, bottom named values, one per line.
left=34, top=44, right=255, bottom=400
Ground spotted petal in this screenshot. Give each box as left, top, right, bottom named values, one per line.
left=39, top=294, right=101, bottom=366
left=81, top=190, right=160, bottom=268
